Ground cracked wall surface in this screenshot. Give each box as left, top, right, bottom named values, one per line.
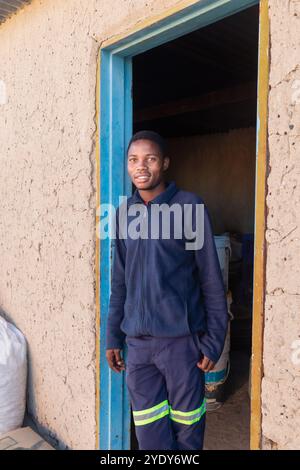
left=0, top=0, right=186, bottom=450
left=262, top=0, right=300, bottom=450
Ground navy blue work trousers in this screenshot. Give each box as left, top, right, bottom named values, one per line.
left=125, top=332, right=206, bottom=451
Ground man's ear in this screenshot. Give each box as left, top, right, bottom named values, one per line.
left=163, top=156, right=170, bottom=171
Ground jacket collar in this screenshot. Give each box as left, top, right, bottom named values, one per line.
left=129, top=180, right=178, bottom=206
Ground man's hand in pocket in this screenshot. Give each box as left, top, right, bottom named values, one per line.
left=197, top=355, right=215, bottom=373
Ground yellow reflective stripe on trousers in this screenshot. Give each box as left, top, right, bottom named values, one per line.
left=133, top=399, right=170, bottom=426
left=169, top=398, right=206, bottom=425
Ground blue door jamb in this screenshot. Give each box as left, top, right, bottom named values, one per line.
left=99, top=0, right=259, bottom=450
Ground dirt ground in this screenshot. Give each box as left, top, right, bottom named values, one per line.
left=204, top=351, right=250, bottom=450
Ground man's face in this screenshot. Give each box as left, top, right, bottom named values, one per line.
left=127, top=139, right=169, bottom=191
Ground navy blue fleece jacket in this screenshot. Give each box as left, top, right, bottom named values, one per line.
left=106, top=181, right=229, bottom=363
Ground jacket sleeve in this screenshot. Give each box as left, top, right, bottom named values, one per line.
left=194, top=200, right=229, bottom=364
left=106, top=208, right=127, bottom=350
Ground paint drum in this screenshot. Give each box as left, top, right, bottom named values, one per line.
left=205, top=292, right=233, bottom=411
left=205, top=368, right=229, bottom=412
left=205, top=330, right=231, bottom=411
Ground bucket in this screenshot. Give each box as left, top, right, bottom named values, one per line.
left=205, top=291, right=234, bottom=411
left=214, top=233, right=231, bottom=292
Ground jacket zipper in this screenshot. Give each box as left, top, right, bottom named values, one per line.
left=139, top=204, right=148, bottom=332
left=140, top=236, right=145, bottom=331
left=143, top=209, right=148, bottom=332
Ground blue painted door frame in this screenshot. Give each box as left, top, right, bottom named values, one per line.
left=99, top=0, right=259, bottom=450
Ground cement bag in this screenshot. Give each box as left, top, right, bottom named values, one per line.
left=0, top=316, right=27, bottom=435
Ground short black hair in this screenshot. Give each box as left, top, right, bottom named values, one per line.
left=127, top=130, right=167, bottom=157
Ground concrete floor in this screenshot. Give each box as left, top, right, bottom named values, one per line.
left=204, top=351, right=250, bottom=450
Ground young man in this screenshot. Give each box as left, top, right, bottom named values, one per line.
left=106, top=130, right=228, bottom=450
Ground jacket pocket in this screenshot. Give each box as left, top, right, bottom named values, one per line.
left=153, top=295, right=191, bottom=336
left=120, top=300, right=135, bottom=333
left=124, top=298, right=134, bottom=315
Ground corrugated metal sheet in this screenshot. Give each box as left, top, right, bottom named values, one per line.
left=0, top=0, right=31, bottom=26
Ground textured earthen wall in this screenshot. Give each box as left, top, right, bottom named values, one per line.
left=0, top=0, right=185, bottom=450
left=262, top=0, right=300, bottom=450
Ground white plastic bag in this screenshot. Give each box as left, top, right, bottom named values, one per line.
left=0, top=316, right=27, bottom=435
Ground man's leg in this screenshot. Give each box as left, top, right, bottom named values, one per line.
left=125, top=335, right=177, bottom=450
left=154, top=333, right=206, bottom=450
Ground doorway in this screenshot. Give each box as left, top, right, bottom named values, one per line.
left=130, top=4, right=258, bottom=450
left=99, top=0, right=268, bottom=450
